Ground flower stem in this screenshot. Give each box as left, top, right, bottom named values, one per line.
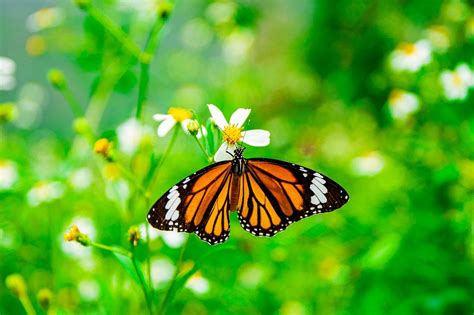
left=85, top=5, right=145, bottom=62
left=136, top=16, right=168, bottom=120
left=148, top=126, right=179, bottom=191
left=19, top=295, right=36, bottom=315
left=193, top=134, right=212, bottom=162
left=131, top=254, right=153, bottom=315
left=158, top=236, right=189, bottom=315
left=90, top=242, right=131, bottom=257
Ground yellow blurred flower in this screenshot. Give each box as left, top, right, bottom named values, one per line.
left=37, top=288, right=53, bottom=310
left=5, top=274, right=27, bottom=297
left=94, top=138, right=112, bottom=158
left=128, top=226, right=141, bottom=247
left=64, top=224, right=90, bottom=246
left=26, top=35, right=47, bottom=56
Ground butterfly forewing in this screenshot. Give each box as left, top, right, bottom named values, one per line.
left=147, top=161, right=234, bottom=245
left=237, top=158, right=349, bottom=237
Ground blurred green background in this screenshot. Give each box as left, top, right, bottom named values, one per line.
left=1, top=0, right=473, bottom=314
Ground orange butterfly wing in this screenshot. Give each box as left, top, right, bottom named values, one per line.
left=237, top=158, right=349, bottom=237
left=147, top=161, right=235, bottom=245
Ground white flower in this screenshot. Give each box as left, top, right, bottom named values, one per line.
left=0, top=56, right=16, bottom=91
left=223, top=29, right=254, bottom=65
left=440, top=64, right=474, bottom=100
left=78, top=279, right=100, bottom=301
left=388, top=89, right=420, bottom=120
left=351, top=152, right=385, bottom=177
left=0, top=160, right=18, bottom=190
left=208, top=104, right=270, bottom=162
left=27, top=181, right=64, bottom=206
left=150, top=257, right=175, bottom=288
left=185, top=274, right=210, bottom=295
left=26, top=7, right=65, bottom=32
left=153, top=107, right=194, bottom=137
left=390, top=40, right=432, bottom=72
left=117, top=118, right=153, bottom=154
left=69, top=167, right=92, bottom=191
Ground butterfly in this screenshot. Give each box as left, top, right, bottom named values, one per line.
left=147, top=147, right=349, bottom=245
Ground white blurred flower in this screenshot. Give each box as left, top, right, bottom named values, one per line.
left=26, top=7, right=64, bottom=32
left=78, top=279, right=100, bottom=301
left=206, top=1, right=236, bottom=24
left=185, top=273, right=209, bottom=295
left=181, top=19, right=213, bottom=51
left=426, top=25, right=450, bottom=51
left=0, top=56, right=16, bottom=91
left=139, top=224, right=186, bottom=247
left=69, top=167, right=93, bottom=191
left=139, top=223, right=161, bottom=241
left=223, top=29, right=254, bottom=65
left=153, top=107, right=194, bottom=137
left=150, top=257, right=175, bottom=287
left=390, top=40, right=431, bottom=72
left=0, top=160, right=18, bottom=190
left=27, top=181, right=64, bottom=206
left=351, top=152, right=385, bottom=177
left=105, top=179, right=130, bottom=209
left=117, top=118, right=153, bottom=155
left=116, top=0, right=157, bottom=22
left=238, top=264, right=264, bottom=288
left=388, top=89, right=420, bottom=120
left=208, top=104, right=270, bottom=162
left=440, top=64, right=474, bottom=100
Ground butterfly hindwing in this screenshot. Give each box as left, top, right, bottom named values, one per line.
left=147, top=161, right=234, bottom=245
left=237, top=158, right=349, bottom=237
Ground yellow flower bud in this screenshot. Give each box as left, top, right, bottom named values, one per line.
left=74, top=0, right=91, bottom=10
left=128, top=226, right=141, bottom=247
left=5, top=274, right=27, bottom=298
left=37, top=288, right=53, bottom=310
left=47, top=69, right=66, bottom=90
left=0, top=102, right=16, bottom=123
left=187, top=119, right=200, bottom=136
left=157, top=1, right=173, bottom=19
left=64, top=225, right=90, bottom=246
left=94, top=138, right=112, bottom=158
left=73, top=117, right=91, bottom=135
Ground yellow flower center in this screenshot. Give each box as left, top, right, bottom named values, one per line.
left=168, top=107, right=192, bottom=122
left=399, top=43, right=417, bottom=55
left=223, top=124, right=243, bottom=145
left=452, top=73, right=463, bottom=87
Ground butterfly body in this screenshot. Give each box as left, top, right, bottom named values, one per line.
left=148, top=148, right=349, bottom=245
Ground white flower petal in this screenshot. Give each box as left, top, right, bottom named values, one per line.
left=197, top=126, right=207, bottom=139
left=180, top=119, right=191, bottom=133
left=214, top=142, right=235, bottom=162
left=229, top=108, right=251, bottom=127
left=157, top=118, right=177, bottom=137
left=207, top=104, right=228, bottom=130
left=153, top=114, right=171, bottom=122
left=241, top=129, right=270, bottom=147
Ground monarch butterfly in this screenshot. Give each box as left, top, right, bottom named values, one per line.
left=147, top=147, right=349, bottom=245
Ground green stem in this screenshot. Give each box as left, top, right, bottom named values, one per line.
left=85, top=5, right=144, bottom=62
left=136, top=62, right=150, bottom=120
left=158, top=237, right=189, bottom=315
left=61, top=86, right=84, bottom=118
left=19, top=295, right=36, bottom=315
left=193, top=134, right=212, bottom=162
left=131, top=255, right=153, bottom=315
left=136, top=15, right=168, bottom=120
left=116, top=163, right=148, bottom=195
left=148, top=126, right=179, bottom=191
left=90, top=242, right=131, bottom=257
left=144, top=206, right=153, bottom=290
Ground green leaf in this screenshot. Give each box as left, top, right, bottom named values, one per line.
left=112, top=252, right=141, bottom=285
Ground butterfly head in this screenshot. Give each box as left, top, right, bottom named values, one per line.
left=231, top=146, right=246, bottom=175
